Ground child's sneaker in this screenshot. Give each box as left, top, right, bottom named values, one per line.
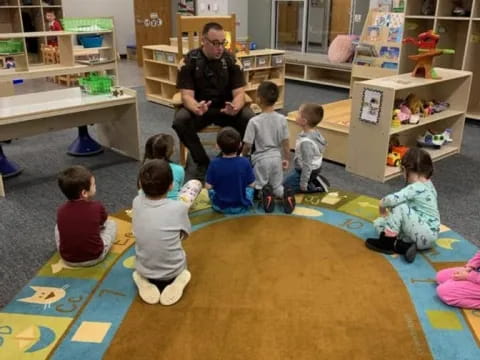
left=283, top=186, right=296, bottom=214
left=132, top=271, right=161, bottom=304
left=312, top=174, right=330, bottom=192
left=262, top=185, right=275, bottom=213
left=160, top=269, right=191, bottom=306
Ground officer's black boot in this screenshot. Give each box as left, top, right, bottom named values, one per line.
left=365, top=232, right=396, bottom=255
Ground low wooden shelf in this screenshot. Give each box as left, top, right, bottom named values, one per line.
left=347, top=68, right=472, bottom=182
left=142, top=45, right=285, bottom=111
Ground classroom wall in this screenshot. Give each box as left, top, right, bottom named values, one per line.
left=62, top=0, right=135, bottom=54
left=247, top=0, right=271, bottom=49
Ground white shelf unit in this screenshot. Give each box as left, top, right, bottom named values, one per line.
left=346, top=68, right=472, bottom=182
left=0, top=30, right=117, bottom=80
left=402, top=0, right=480, bottom=120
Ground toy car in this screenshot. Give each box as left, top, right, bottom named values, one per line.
left=386, top=145, right=409, bottom=167
left=417, top=129, right=452, bottom=149
left=387, top=152, right=402, bottom=167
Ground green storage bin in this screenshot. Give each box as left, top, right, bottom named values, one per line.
left=79, top=74, right=113, bottom=95
left=61, top=18, right=114, bottom=32
left=0, top=39, right=24, bottom=54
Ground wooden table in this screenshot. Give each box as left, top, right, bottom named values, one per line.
left=0, top=87, right=141, bottom=196
left=287, top=99, right=351, bottom=164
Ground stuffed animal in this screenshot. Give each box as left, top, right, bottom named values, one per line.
left=328, top=35, right=358, bottom=63
left=406, top=93, right=423, bottom=114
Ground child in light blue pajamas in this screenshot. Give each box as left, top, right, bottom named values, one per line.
left=366, top=148, right=440, bottom=263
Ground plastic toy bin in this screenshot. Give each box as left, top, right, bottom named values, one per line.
left=78, top=74, right=113, bottom=95
left=0, top=40, right=24, bottom=54
left=78, top=35, right=104, bottom=48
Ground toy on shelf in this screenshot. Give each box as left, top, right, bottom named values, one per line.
left=417, top=129, right=452, bottom=149
left=392, top=94, right=450, bottom=128
left=392, top=110, right=402, bottom=127
left=452, top=1, right=470, bottom=16
left=386, top=136, right=409, bottom=166
left=421, top=0, right=436, bottom=15
left=403, top=30, right=455, bottom=79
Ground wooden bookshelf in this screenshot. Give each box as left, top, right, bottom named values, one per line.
left=402, top=0, right=480, bottom=120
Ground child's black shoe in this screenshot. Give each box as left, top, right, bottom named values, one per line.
left=282, top=186, right=296, bottom=214
left=365, top=232, right=396, bottom=255
left=394, top=239, right=417, bottom=263
left=262, top=185, right=275, bottom=213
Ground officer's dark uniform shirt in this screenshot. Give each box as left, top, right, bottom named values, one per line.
left=177, top=48, right=246, bottom=108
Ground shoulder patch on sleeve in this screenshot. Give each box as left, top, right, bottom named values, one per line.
left=178, top=58, right=186, bottom=71
left=235, top=57, right=243, bottom=70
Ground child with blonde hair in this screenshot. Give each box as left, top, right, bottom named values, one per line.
left=283, top=103, right=329, bottom=193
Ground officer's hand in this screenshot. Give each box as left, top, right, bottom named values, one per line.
left=221, top=102, right=239, bottom=116
left=195, top=100, right=211, bottom=116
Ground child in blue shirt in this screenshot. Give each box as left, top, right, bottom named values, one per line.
left=143, top=133, right=201, bottom=207
left=206, top=127, right=255, bottom=214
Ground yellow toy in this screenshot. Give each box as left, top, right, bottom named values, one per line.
left=392, top=109, right=402, bottom=128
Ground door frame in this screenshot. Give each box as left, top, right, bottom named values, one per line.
left=271, top=0, right=309, bottom=52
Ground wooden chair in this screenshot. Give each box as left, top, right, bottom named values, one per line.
left=174, top=14, right=241, bottom=166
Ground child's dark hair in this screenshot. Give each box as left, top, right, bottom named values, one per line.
left=217, top=127, right=241, bottom=155
left=301, top=103, right=324, bottom=127
left=257, top=81, right=279, bottom=106
left=58, top=165, right=93, bottom=200
left=401, top=147, right=434, bottom=179
left=138, top=159, right=173, bottom=198
left=143, top=134, right=174, bottom=163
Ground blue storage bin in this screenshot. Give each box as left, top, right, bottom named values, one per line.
left=78, top=35, right=104, bottom=48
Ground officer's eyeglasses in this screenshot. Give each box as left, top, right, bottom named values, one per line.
left=204, top=38, right=229, bottom=48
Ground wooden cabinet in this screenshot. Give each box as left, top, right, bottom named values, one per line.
left=133, top=0, right=171, bottom=65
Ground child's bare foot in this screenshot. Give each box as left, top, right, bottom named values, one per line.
left=132, top=271, right=161, bottom=304
left=160, top=269, right=191, bottom=306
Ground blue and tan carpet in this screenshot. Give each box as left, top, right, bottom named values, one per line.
left=1, top=190, right=479, bottom=360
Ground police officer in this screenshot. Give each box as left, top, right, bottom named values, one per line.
left=173, top=22, right=255, bottom=178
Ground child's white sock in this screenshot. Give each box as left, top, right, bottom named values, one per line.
left=132, top=271, right=161, bottom=304
left=160, top=269, right=191, bottom=306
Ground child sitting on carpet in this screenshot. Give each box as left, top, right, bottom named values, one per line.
left=242, top=81, right=295, bottom=214
left=366, top=148, right=440, bottom=263
left=132, top=159, right=192, bottom=305
left=283, top=103, right=329, bottom=193
left=56, top=165, right=117, bottom=267
left=206, top=127, right=255, bottom=214
left=142, top=133, right=201, bottom=207
left=436, top=250, right=480, bottom=309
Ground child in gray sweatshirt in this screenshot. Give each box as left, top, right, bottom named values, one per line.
left=283, top=103, right=329, bottom=193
